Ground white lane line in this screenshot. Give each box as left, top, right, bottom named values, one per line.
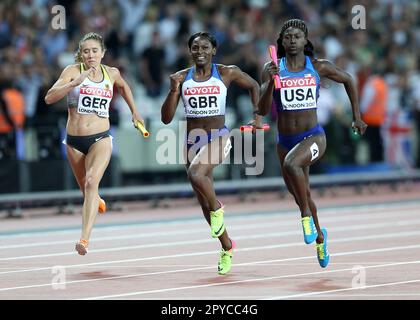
left=1, top=213, right=420, bottom=262
left=0, top=220, right=279, bottom=250
left=266, top=279, right=420, bottom=300
left=1, top=201, right=418, bottom=239
left=128, top=293, right=420, bottom=299
left=0, top=209, right=420, bottom=261
left=1, top=244, right=419, bottom=294
left=1, top=227, right=420, bottom=275
left=0, top=261, right=409, bottom=270
left=80, top=260, right=420, bottom=300
left=287, top=293, right=420, bottom=297
left=1, top=207, right=419, bottom=250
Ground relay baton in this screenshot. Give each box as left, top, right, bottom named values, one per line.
left=268, top=45, right=281, bottom=89
left=135, top=120, right=150, bottom=138
left=240, top=124, right=270, bottom=132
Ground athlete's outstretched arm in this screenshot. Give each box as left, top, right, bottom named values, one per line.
left=161, top=71, right=186, bottom=124
left=315, top=59, right=367, bottom=135
left=258, top=61, right=277, bottom=116
left=110, top=67, right=143, bottom=125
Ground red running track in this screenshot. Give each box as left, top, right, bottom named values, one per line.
left=0, top=184, right=419, bottom=300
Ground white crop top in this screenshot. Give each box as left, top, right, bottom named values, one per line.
left=181, top=64, right=227, bottom=118
left=67, top=63, right=113, bottom=118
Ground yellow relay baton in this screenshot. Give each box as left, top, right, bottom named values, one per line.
left=134, top=120, right=150, bottom=138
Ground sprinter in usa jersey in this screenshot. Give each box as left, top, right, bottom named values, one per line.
left=258, top=19, right=367, bottom=269
left=161, top=32, right=261, bottom=275
left=45, top=32, right=145, bottom=256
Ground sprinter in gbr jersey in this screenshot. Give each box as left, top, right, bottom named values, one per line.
left=161, top=32, right=261, bottom=275
left=45, top=32, right=144, bottom=256
left=258, top=19, right=367, bottom=268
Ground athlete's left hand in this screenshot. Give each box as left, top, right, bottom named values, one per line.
left=352, top=118, right=367, bottom=135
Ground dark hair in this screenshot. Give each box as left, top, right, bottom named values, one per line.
left=75, top=32, right=106, bottom=63
left=276, top=19, right=314, bottom=58
left=188, top=32, right=218, bottom=49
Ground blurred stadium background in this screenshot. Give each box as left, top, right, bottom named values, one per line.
left=0, top=0, right=419, bottom=215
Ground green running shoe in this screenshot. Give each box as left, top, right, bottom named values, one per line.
left=218, top=239, right=236, bottom=275
left=210, top=201, right=225, bottom=238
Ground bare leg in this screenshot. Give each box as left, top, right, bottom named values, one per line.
left=277, top=135, right=326, bottom=242
left=187, top=135, right=233, bottom=250
left=79, top=138, right=112, bottom=242
left=191, top=183, right=232, bottom=250
left=66, top=146, right=103, bottom=205
left=66, top=146, right=87, bottom=195
left=303, top=166, right=324, bottom=244
left=278, top=134, right=326, bottom=218
left=188, top=162, right=219, bottom=211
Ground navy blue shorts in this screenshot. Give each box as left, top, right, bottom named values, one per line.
left=277, top=124, right=324, bottom=151
left=186, top=126, right=230, bottom=155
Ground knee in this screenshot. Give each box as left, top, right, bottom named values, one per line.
left=187, top=167, right=204, bottom=185
left=84, top=174, right=99, bottom=192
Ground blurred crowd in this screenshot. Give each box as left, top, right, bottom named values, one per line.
left=0, top=0, right=419, bottom=170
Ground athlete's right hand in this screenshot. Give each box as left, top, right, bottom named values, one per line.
left=352, top=118, right=368, bottom=136
left=266, top=61, right=279, bottom=80
left=71, top=67, right=96, bottom=87
left=169, top=73, right=184, bottom=92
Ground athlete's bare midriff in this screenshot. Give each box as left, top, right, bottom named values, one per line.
left=275, top=55, right=321, bottom=136
left=277, top=109, right=318, bottom=135
left=66, top=108, right=110, bottom=136
left=186, top=115, right=225, bottom=133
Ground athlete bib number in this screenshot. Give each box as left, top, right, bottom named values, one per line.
left=183, top=85, right=224, bottom=117
left=77, top=86, right=112, bottom=118
left=280, top=75, right=317, bottom=111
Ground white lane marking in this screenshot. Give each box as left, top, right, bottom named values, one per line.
left=1, top=214, right=420, bottom=262
left=81, top=260, right=420, bottom=300
left=0, top=226, right=420, bottom=275
left=1, top=245, right=420, bottom=294
left=1, top=206, right=419, bottom=256
left=0, top=207, right=417, bottom=250
left=266, top=279, right=420, bottom=300
left=0, top=201, right=418, bottom=239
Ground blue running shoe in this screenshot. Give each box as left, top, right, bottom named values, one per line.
left=301, top=216, right=317, bottom=244
left=316, top=228, right=330, bottom=268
